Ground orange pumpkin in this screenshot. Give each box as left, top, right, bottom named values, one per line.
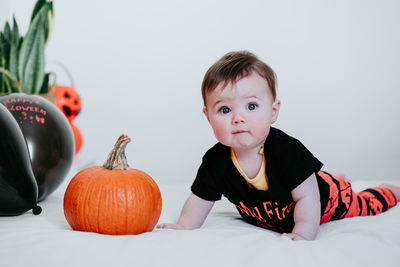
left=63, top=135, right=162, bottom=235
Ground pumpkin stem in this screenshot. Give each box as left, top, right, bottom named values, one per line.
left=102, top=134, right=131, bottom=170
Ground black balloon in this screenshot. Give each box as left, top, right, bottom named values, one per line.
left=0, top=93, right=74, bottom=201
left=0, top=103, right=41, bottom=215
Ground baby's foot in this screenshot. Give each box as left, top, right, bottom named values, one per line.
left=380, top=183, right=400, bottom=201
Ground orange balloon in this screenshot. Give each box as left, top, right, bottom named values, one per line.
left=70, top=122, right=82, bottom=154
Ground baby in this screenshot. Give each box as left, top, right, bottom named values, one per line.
left=157, top=51, right=400, bottom=240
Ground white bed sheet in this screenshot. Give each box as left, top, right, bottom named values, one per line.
left=1, top=169, right=399, bottom=267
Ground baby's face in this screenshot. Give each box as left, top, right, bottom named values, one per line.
left=203, top=71, right=280, bottom=152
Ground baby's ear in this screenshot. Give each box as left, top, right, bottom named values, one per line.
left=203, top=107, right=210, bottom=121
left=271, top=100, right=281, bottom=122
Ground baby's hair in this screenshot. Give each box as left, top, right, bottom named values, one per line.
left=201, top=51, right=277, bottom=107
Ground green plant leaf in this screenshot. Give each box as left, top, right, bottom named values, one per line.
left=3, top=77, right=12, bottom=94
left=31, top=0, right=53, bottom=44
left=20, top=28, right=45, bottom=94
left=18, top=2, right=51, bottom=94
left=0, top=32, right=10, bottom=68
left=1, top=22, right=13, bottom=93
left=0, top=34, right=5, bottom=57
left=45, top=3, right=54, bottom=44
left=0, top=58, right=5, bottom=93
left=38, top=72, right=50, bottom=94
left=0, top=66, right=13, bottom=94
left=9, top=17, right=20, bottom=92
left=31, top=0, right=47, bottom=21
left=2, top=22, right=11, bottom=41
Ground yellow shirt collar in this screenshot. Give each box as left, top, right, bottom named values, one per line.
left=230, top=145, right=269, bottom=191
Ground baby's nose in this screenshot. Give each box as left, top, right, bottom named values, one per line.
left=232, top=114, right=245, bottom=124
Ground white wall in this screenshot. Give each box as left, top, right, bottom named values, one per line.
left=2, top=0, right=400, bottom=183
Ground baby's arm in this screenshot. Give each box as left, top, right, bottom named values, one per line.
left=157, top=193, right=214, bottom=230
left=283, top=173, right=321, bottom=241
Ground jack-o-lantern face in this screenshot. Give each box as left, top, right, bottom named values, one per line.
left=54, top=86, right=82, bottom=120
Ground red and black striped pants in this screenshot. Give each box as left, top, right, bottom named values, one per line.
left=318, top=171, right=398, bottom=224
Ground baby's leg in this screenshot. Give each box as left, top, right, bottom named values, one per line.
left=379, top=183, right=400, bottom=202
left=318, top=171, right=398, bottom=223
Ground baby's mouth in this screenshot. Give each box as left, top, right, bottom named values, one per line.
left=232, top=130, right=248, bottom=134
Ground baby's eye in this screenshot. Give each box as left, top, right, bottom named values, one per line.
left=247, top=103, right=258, bottom=110
left=219, top=106, right=231, bottom=114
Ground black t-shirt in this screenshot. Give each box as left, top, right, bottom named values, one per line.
left=191, top=127, right=329, bottom=233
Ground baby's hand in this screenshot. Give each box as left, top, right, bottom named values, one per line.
left=156, top=223, right=186, bottom=230
left=282, top=232, right=306, bottom=241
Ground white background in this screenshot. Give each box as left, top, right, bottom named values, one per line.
left=1, top=0, right=399, bottom=184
